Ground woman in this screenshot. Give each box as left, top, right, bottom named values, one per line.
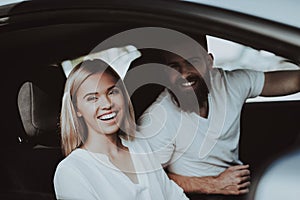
left=53, top=59, right=188, bottom=200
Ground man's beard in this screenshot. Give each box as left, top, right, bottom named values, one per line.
left=169, top=74, right=209, bottom=113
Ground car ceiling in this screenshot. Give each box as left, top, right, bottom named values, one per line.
left=1, top=0, right=300, bottom=65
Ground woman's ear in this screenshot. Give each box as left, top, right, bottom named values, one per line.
left=77, top=111, right=82, bottom=117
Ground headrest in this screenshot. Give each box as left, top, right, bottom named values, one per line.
left=18, top=82, right=60, bottom=145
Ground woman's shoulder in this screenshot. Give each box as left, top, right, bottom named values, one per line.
left=56, top=149, right=89, bottom=170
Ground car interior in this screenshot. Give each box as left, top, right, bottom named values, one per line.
left=1, top=1, right=299, bottom=199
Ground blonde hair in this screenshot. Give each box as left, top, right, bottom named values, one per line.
left=60, top=59, right=136, bottom=156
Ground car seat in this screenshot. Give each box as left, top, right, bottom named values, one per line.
left=1, top=66, right=65, bottom=200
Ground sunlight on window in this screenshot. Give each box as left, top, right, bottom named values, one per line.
left=207, top=35, right=300, bottom=102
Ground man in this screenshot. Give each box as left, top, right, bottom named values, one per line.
left=137, top=34, right=300, bottom=199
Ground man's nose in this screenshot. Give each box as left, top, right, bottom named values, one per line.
left=178, top=64, right=191, bottom=75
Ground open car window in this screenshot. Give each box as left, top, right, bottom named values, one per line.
left=207, top=35, right=300, bottom=102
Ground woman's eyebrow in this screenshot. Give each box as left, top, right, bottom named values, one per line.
left=82, top=85, right=116, bottom=99
left=109, top=85, right=116, bottom=89
left=106, top=85, right=117, bottom=92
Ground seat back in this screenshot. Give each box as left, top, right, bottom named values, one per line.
left=1, top=66, right=65, bottom=200
left=18, top=81, right=61, bottom=146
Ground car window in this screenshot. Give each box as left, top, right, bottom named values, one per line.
left=207, top=35, right=300, bottom=102
left=61, top=33, right=300, bottom=103
left=0, top=0, right=27, bottom=6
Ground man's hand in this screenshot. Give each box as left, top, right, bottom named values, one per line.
left=167, top=164, right=251, bottom=195
left=215, top=164, right=251, bottom=195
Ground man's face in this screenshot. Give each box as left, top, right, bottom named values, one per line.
left=164, top=42, right=211, bottom=111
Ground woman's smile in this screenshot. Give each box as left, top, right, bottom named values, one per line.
left=98, top=111, right=118, bottom=122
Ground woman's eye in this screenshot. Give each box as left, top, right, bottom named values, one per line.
left=109, top=88, right=120, bottom=95
left=87, top=96, right=97, bottom=101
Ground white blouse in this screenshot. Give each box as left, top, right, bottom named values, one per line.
left=53, top=137, right=188, bottom=200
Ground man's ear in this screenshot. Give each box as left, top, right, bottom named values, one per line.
left=208, top=53, right=214, bottom=69
left=208, top=53, right=214, bottom=61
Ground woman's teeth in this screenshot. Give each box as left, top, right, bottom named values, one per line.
left=99, top=112, right=116, bottom=120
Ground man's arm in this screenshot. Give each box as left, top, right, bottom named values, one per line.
left=261, top=70, right=300, bottom=96
left=168, top=165, right=251, bottom=195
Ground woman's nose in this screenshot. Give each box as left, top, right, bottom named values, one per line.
left=99, top=96, right=112, bottom=110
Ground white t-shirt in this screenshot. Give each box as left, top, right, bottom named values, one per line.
left=137, top=68, right=264, bottom=176
left=53, top=137, right=188, bottom=200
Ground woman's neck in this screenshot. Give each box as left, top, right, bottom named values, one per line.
left=83, top=131, right=137, bottom=184
left=83, top=132, right=126, bottom=156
